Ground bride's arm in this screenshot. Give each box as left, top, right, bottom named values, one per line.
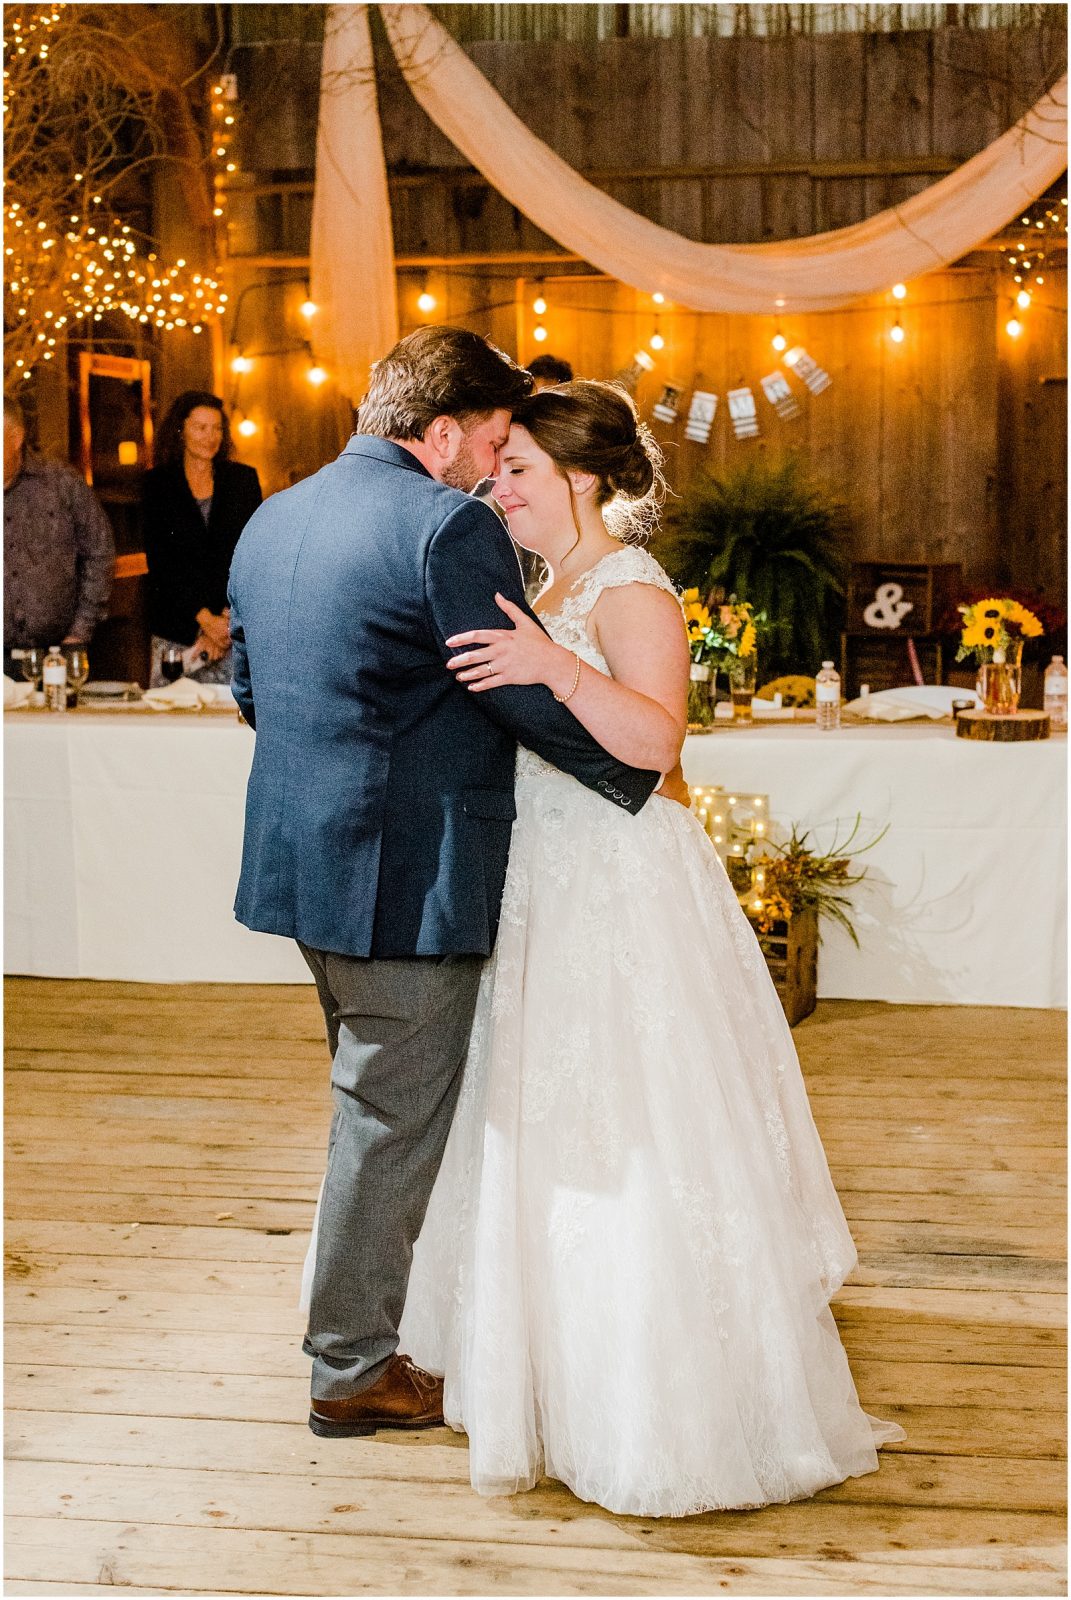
left=447, top=584, right=689, bottom=773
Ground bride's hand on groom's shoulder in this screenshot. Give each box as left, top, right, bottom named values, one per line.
left=446, top=594, right=573, bottom=697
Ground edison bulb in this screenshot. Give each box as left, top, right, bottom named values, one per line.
left=230, top=354, right=253, bottom=374
left=532, top=323, right=548, bottom=343
left=890, top=321, right=905, bottom=344
left=892, top=282, right=907, bottom=300
left=300, top=299, right=318, bottom=320
left=417, top=290, right=436, bottom=314
left=307, top=366, right=328, bottom=386
left=772, top=332, right=787, bottom=352
left=1005, top=318, right=1023, bottom=338
left=237, top=418, right=257, bottom=437
left=1016, top=289, right=1031, bottom=309
left=650, top=331, right=665, bottom=351
left=532, top=294, right=547, bottom=316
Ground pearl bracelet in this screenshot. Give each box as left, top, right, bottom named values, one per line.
left=553, top=651, right=582, bottom=705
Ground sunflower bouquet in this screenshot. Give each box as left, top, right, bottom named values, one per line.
left=956, top=597, right=1044, bottom=664
left=682, top=589, right=762, bottom=668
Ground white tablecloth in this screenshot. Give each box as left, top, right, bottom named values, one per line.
left=682, top=722, right=1067, bottom=1008
left=4, top=713, right=1067, bottom=1005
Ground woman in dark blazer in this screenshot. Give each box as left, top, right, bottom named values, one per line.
left=143, top=391, right=262, bottom=684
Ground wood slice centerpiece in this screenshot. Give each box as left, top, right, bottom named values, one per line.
left=956, top=710, right=1051, bottom=742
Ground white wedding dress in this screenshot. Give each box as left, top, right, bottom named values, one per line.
left=309, top=545, right=905, bottom=1517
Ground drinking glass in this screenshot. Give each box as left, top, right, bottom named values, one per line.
left=160, top=645, right=185, bottom=685
left=64, top=646, right=90, bottom=707
left=729, top=657, right=758, bottom=724
left=18, top=647, right=45, bottom=693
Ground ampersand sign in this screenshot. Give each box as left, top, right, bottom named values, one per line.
left=863, top=582, right=914, bottom=631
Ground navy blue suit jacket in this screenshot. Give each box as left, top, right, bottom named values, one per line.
left=228, top=436, right=659, bottom=958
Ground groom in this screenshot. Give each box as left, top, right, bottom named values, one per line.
left=228, top=327, right=660, bottom=1438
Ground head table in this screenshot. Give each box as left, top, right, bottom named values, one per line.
left=4, top=707, right=1066, bottom=1007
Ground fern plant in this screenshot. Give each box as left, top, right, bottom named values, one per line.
left=656, top=456, right=849, bottom=679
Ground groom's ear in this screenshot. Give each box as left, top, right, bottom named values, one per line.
left=425, top=414, right=463, bottom=463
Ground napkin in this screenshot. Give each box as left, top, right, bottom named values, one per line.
left=142, top=679, right=224, bottom=711
left=844, top=685, right=980, bottom=721
left=4, top=675, right=33, bottom=709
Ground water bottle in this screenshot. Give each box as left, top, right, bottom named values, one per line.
left=1043, top=656, right=1068, bottom=732
left=42, top=645, right=67, bottom=712
left=815, top=660, right=841, bottom=730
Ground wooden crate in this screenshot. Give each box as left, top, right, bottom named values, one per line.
left=747, top=906, right=818, bottom=1027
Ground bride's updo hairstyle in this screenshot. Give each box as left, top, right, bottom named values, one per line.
left=510, top=379, right=664, bottom=540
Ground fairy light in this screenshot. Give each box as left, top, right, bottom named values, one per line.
left=1000, top=193, right=1066, bottom=314
left=3, top=14, right=227, bottom=373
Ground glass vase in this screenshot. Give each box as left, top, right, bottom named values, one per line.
left=978, top=641, right=1023, bottom=716
left=687, top=662, right=714, bottom=729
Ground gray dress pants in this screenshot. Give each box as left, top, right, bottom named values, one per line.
left=298, top=943, right=483, bottom=1401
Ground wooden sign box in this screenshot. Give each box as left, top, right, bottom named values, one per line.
left=747, top=906, right=819, bottom=1027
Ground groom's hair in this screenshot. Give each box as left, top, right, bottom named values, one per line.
left=356, top=326, right=533, bottom=441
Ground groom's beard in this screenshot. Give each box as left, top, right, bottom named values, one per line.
left=440, top=438, right=483, bottom=494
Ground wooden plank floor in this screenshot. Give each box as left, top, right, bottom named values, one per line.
left=4, top=980, right=1066, bottom=1597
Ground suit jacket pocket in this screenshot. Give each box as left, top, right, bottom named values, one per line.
left=462, top=787, right=517, bottom=822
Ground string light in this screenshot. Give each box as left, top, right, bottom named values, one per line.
left=999, top=192, right=1066, bottom=321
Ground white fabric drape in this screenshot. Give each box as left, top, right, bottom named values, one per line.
left=381, top=2, right=1067, bottom=313
left=310, top=4, right=398, bottom=403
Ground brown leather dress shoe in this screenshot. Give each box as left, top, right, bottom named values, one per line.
left=308, top=1353, right=445, bottom=1438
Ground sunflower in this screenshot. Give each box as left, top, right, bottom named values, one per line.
left=684, top=601, right=711, bottom=632
left=961, top=618, right=994, bottom=650
left=738, top=621, right=757, bottom=658
left=681, top=587, right=700, bottom=606
left=1004, top=600, right=1044, bottom=638
left=976, top=599, right=1005, bottom=621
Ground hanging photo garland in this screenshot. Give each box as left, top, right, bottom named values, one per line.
left=760, top=370, right=801, bottom=420
left=727, top=386, right=761, bottom=440
left=684, top=390, right=717, bottom=444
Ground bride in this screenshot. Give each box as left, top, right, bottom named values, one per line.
left=390, top=379, right=905, bottom=1517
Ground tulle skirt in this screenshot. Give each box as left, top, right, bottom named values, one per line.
left=391, top=757, right=902, bottom=1514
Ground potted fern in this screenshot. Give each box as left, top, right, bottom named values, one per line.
left=656, top=456, right=849, bottom=681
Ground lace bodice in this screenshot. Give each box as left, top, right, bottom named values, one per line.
left=535, top=544, right=681, bottom=675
